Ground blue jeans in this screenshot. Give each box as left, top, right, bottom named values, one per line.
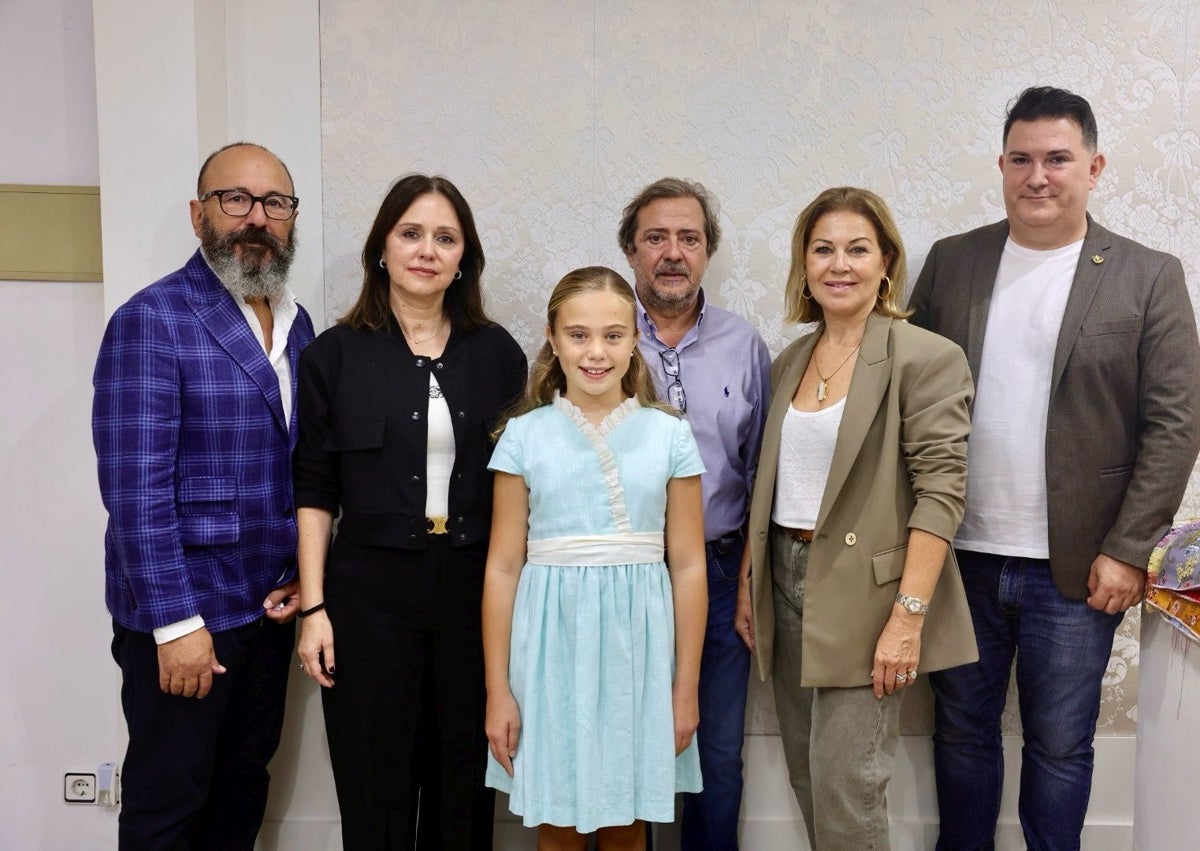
left=681, top=532, right=751, bottom=851
left=929, top=551, right=1122, bottom=851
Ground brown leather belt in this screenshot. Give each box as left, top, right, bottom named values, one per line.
left=778, top=525, right=814, bottom=543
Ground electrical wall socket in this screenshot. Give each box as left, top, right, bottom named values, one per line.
left=64, top=763, right=120, bottom=806
left=64, top=773, right=97, bottom=804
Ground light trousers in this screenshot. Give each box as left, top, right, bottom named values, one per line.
left=770, top=525, right=903, bottom=851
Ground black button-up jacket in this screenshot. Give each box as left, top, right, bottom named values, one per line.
left=294, top=319, right=528, bottom=549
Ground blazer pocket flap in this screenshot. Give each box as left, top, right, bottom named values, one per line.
left=178, top=476, right=236, bottom=505
left=1100, top=463, right=1135, bottom=477
left=1081, top=316, right=1140, bottom=336
left=325, top=415, right=385, bottom=451
left=872, top=544, right=908, bottom=585
left=180, top=513, right=240, bottom=546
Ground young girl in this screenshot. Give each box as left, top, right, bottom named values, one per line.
left=482, top=266, right=708, bottom=850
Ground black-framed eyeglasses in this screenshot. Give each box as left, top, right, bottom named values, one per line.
left=199, top=189, right=299, bottom=221
left=659, top=348, right=687, bottom=413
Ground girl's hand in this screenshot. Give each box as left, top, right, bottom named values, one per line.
left=871, top=611, right=923, bottom=698
left=486, top=691, right=522, bottom=778
left=297, top=610, right=336, bottom=688
left=672, top=684, right=700, bottom=755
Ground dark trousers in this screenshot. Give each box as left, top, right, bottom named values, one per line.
left=681, top=531, right=751, bottom=851
left=322, top=535, right=495, bottom=850
left=930, top=551, right=1123, bottom=851
left=112, top=616, right=294, bottom=851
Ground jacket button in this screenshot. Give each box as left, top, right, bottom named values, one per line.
left=435, top=362, right=444, bottom=370
left=844, top=532, right=857, bottom=546
left=410, top=475, right=420, bottom=484
left=412, top=411, right=421, bottom=420
left=458, top=533, right=466, bottom=541
left=415, top=358, right=425, bottom=367
left=458, top=411, right=465, bottom=418
left=456, top=516, right=464, bottom=524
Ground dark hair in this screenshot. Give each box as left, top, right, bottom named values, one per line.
left=197, top=142, right=294, bottom=196
left=494, top=266, right=674, bottom=437
left=618, top=177, right=721, bottom=258
left=1004, top=86, right=1098, bottom=152
left=341, top=174, right=491, bottom=332
left=784, top=187, right=910, bottom=325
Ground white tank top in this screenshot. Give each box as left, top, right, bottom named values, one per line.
left=771, top=398, right=845, bottom=529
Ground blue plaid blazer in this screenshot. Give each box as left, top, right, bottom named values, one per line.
left=93, top=250, right=315, bottom=633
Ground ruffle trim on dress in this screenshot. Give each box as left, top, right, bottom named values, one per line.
left=551, top=393, right=639, bottom=533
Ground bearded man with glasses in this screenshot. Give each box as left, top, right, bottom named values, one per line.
left=93, top=142, right=314, bottom=849
left=619, top=178, right=771, bottom=851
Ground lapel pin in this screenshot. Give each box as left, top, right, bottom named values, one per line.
left=1091, top=254, right=1105, bottom=265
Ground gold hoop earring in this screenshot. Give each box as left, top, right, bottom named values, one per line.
left=879, top=275, right=893, bottom=302
left=799, top=275, right=813, bottom=302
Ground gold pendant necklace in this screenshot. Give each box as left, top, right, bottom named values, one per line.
left=402, top=316, right=447, bottom=348
left=814, top=343, right=860, bottom=402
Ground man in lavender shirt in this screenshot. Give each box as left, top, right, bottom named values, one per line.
left=620, top=178, right=771, bottom=850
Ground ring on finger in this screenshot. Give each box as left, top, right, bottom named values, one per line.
left=895, top=672, right=908, bottom=683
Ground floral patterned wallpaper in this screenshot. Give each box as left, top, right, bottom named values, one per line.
left=320, top=0, right=1200, bottom=736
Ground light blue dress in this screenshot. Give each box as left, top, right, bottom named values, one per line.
left=485, top=395, right=705, bottom=831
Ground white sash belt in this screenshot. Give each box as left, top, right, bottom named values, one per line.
left=525, top=532, right=664, bottom=566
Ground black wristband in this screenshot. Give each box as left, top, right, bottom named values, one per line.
left=298, top=602, right=326, bottom=618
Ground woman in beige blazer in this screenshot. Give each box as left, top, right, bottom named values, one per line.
left=733, top=187, right=977, bottom=850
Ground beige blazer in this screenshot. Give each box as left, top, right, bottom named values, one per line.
left=748, top=313, right=979, bottom=687
left=910, top=217, right=1200, bottom=599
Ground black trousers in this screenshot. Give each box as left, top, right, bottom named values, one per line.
left=322, top=535, right=495, bottom=850
left=112, top=616, right=294, bottom=851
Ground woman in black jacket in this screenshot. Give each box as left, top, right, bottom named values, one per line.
left=294, top=174, right=527, bottom=850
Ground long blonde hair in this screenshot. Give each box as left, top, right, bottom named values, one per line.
left=783, top=186, right=911, bottom=325
left=495, top=266, right=675, bottom=437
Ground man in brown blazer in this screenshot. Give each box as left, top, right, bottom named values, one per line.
left=909, top=86, right=1200, bottom=850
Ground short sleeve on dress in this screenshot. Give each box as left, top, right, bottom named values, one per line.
left=670, top=417, right=706, bottom=479
left=489, top=416, right=525, bottom=476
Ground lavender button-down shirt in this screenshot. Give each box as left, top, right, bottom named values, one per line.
left=637, top=292, right=771, bottom=541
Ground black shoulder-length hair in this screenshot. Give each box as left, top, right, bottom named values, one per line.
left=340, top=173, right=492, bottom=331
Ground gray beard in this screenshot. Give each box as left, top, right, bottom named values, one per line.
left=200, top=221, right=296, bottom=302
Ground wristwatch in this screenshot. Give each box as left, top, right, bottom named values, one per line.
left=895, top=593, right=929, bottom=615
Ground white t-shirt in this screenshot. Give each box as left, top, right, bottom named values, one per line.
left=425, top=373, right=456, bottom=518
left=954, top=237, right=1083, bottom=557
left=772, top=398, right=845, bottom=529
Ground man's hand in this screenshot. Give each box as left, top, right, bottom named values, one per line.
left=157, top=628, right=225, bottom=699
left=263, top=579, right=301, bottom=623
left=734, top=573, right=756, bottom=652
left=1086, top=553, right=1146, bottom=614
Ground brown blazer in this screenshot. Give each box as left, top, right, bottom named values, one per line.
left=909, top=217, right=1200, bottom=599
left=748, top=313, right=979, bottom=687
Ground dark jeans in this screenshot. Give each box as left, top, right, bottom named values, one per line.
left=112, top=616, right=294, bottom=851
left=929, top=551, right=1122, bottom=851
left=680, top=531, right=751, bottom=851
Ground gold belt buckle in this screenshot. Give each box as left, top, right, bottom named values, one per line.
left=426, top=516, right=449, bottom=535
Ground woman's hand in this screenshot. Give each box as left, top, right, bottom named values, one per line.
left=485, top=691, right=522, bottom=778
left=672, top=682, right=700, bottom=755
left=871, top=611, right=923, bottom=698
left=734, top=573, right=756, bottom=653
left=297, top=610, right=336, bottom=688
